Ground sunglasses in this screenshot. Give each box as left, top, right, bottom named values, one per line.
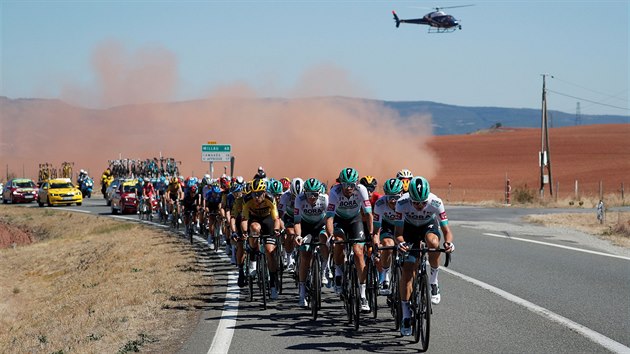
left=306, top=192, right=319, bottom=198
left=254, top=191, right=265, bottom=198
left=342, top=182, right=356, bottom=189
left=411, top=200, right=428, bottom=207
left=388, top=194, right=402, bottom=202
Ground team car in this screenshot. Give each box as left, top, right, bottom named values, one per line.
left=38, top=178, right=83, bottom=207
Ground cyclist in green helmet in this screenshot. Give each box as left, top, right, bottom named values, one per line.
left=394, top=176, right=454, bottom=336
left=373, top=178, right=404, bottom=295
left=325, top=167, right=374, bottom=313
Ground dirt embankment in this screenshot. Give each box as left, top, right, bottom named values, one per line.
left=0, top=221, right=35, bottom=249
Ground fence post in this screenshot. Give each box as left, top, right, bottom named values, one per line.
left=621, top=182, right=625, bottom=204
left=599, top=180, right=603, bottom=200
left=574, top=180, right=579, bottom=200
left=505, top=178, right=511, bottom=205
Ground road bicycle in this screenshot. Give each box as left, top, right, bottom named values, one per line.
left=245, top=234, right=274, bottom=310
left=333, top=238, right=362, bottom=330
left=379, top=242, right=450, bottom=351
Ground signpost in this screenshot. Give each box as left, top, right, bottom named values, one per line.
left=202, top=143, right=231, bottom=179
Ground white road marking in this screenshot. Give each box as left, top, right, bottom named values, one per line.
left=482, top=232, right=630, bottom=261
left=49, top=207, right=92, bottom=214
left=208, top=268, right=239, bottom=353
left=443, top=268, right=630, bottom=353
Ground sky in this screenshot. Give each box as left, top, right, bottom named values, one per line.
left=1, top=0, right=628, bottom=116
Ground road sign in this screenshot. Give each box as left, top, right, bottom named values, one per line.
left=202, top=144, right=231, bottom=162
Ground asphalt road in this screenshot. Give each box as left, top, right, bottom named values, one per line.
left=7, top=199, right=630, bottom=353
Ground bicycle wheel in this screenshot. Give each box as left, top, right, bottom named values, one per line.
left=351, top=264, right=360, bottom=330
left=311, top=252, right=321, bottom=321
left=392, top=264, right=402, bottom=331
left=367, top=257, right=378, bottom=319
left=415, top=272, right=431, bottom=350
left=260, top=252, right=268, bottom=310
left=213, top=222, right=221, bottom=252
left=343, top=264, right=352, bottom=324
left=275, top=241, right=284, bottom=294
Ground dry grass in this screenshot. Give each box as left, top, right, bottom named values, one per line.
left=525, top=211, right=630, bottom=248
left=0, top=208, right=213, bottom=353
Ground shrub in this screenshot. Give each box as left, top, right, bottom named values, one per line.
left=514, top=185, right=535, bottom=204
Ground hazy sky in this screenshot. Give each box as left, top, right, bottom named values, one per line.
left=1, top=0, right=628, bottom=115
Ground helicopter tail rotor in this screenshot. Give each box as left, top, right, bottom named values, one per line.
left=392, top=11, right=400, bottom=28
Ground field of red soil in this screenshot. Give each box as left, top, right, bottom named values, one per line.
left=427, top=124, right=630, bottom=203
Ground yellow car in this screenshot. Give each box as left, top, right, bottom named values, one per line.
left=38, top=178, right=83, bottom=207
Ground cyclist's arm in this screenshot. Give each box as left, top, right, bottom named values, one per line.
left=394, top=225, right=405, bottom=245
left=440, top=223, right=454, bottom=245
left=325, top=216, right=334, bottom=238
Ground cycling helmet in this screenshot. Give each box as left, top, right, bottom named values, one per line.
left=235, top=176, right=245, bottom=185
left=396, top=169, right=413, bottom=180
left=138, top=177, right=144, bottom=184
left=268, top=179, right=284, bottom=195
left=251, top=178, right=267, bottom=193
left=409, top=176, right=430, bottom=202
left=160, top=176, right=166, bottom=184
left=303, top=178, right=322, bottom=193
left=400, top=179, right=411, bottom=193
left=320, top=183, right=327, bottom=194
left=230, top=183, right=244, bottom=193
left=359, top=176, right=378, bottom=192
left=170, top=176, right=178, bottom=184
left=211, top=185, right=221, bottom=194
left=338, top=167, right=359, bottom=184
left=290, top=178, right=304, bottom=196
left=220, top=176, right=230, bottom=189
left=383, top=178, right=404, bottom=195
left=243, top=181, right=252, bottom=195
left=279, top=177, right=291, bottom=191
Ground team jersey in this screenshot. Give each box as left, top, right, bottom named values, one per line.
left=278, top=191, right=296, bottom=220
left=167, top=183, right=180, bottom=195
left=373, top=195, right=402, bottom=228
left=204, top=188, right=222, bottom=204
left=394, top=193, right=448, bottom=227
left=242, top=194, right=279, bottom=220
left=294, top=193, right=329, bottom=224
left=231, top=197, right=244, bottom=218
left=326, top=183, right=372, bottom=219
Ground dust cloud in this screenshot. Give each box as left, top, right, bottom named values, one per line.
left=0, top=41, right=438, bottom=188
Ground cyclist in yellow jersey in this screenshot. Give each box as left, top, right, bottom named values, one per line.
left=241, top=179, right=282, bottom=299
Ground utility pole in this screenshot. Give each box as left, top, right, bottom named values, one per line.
left=540, top=74, right=554, bottom=198
left=575, top=101, right=582, bottom=126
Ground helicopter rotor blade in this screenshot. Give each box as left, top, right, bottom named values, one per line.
left=436, top=4, right=475, bottom=11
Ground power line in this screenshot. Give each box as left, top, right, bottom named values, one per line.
left=552, top=76, right=628, bottom=104
left=547, top=89, right=629, bottom=112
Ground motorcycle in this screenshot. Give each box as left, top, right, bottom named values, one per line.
left=80, top=177, right=94, bottom=198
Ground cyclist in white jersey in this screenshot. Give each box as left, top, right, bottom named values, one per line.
left=373, top=178, right=404, bottom=295
left=294, top=178, right=329, bottom=307
left=394, top=176, right=454, bottom=336
left=278, top=178, right=303, bottom=271
left=326, top=167, right=374, bottom=313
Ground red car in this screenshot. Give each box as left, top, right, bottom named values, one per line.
left=2, top=178, right=38, bottom=204
left=110, top=180, right=139, bottom=214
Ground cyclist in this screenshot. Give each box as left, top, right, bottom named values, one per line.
left=372, top=178, right=404, bottom=295
left=230, top=182, right=248, bottom=287
left=100, top=168, right=112, bottom=195
left=294, top=178, right=329, bottom=307
left=278, top=178, right=303, bottom=272
left=204, top=183, right=224, bottom=250
left=166, top=176, right=184, bottom=222
left=279, top=177, right=291, bottom=193
left=241, top=178, right=282, bottom=300
left=396, top=169, right=413, bottom=193
left=253, top=166, right=267, bottom=180
left=394, top=176, right=454, bottom=336
left=182, top=180, right=199, bottom=236
left=326, top=167, right=374, bottom=313
left=143, top=179, right=156, bottom=214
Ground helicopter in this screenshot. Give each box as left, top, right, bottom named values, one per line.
left=392, top=5, right=473, bottom=33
